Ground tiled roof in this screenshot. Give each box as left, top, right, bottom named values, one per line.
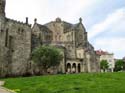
left=96, top=50, right=109, bottom=56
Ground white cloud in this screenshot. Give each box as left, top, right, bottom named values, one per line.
left=93, top=38, right=125, bottom=58
left=88, top=7, right=125, bottom=39
left=5, top=0, right=125, bottom=58
left=94, top=38, right=125, bottom=52
left=88, top=7, right=125, bottom=58
left=5, top=0, right=98, bottom=24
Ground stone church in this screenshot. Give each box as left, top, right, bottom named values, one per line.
left=0, top=0, right=100, bottom=77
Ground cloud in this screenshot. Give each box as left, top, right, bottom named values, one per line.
left=88, top=7, right=125, bottom=39
left=93, top=38, right=125, bottom=58
left=5, top=0, right=98, bottom=24
left=94, top=38, right=125, bottom=52
left=5, top=0, right=125, bottom=58
left=88, top=7, right=125, bottom=58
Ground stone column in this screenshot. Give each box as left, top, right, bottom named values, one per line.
left=76, top=63, right=78, bottom=73
left=87, top=54, right=91, bottom=72
left=71, top=63, right=73, bottom=73
left=80, top=61, right=84, bottom=72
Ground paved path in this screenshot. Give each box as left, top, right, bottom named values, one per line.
left=0, top=81, right=13, bottom=93
left=0, top=87, right=12, bottom=93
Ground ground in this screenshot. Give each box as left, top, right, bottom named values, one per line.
left=1, top=72, right=125, bottom=93
left=0, top=81, right=13, bottom=93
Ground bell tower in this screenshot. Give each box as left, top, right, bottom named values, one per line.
left=0, top=0, right=6, bottom=17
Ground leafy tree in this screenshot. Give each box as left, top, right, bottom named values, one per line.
left=100, top=60, right=109, bottom=72
left=114, top=60, right=124, bottom=72
left=32, top=45, right=63, bottom=74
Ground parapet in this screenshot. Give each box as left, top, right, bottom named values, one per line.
left=5, top=17, right=32, bottom=28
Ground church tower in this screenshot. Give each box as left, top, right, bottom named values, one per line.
left=0, top=0, right=6, bottom=17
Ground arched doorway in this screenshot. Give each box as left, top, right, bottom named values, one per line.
left=67, top=63, right=71, bottom=73
left=72, top=63, right=76, bottom=73
left=78, top=64, right=81, bottom=73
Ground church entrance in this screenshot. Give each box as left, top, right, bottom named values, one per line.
left=67, top=63, right=71, bottom=73
left=72, top=63, right=76, bottom=73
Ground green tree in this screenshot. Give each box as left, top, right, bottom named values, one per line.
left=114, top=60, right=124, bottom=72
left=32, top=46, right=63, bottom=74
left=100, top=60, right=109, bottom=72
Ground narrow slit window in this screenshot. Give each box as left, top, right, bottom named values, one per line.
left=5, top=29, right=8, bottom=47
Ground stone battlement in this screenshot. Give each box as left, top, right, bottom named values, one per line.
left=6, top=18, right=31, bottom=27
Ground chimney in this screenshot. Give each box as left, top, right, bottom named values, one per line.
left=26, top=17, right=28, bottom=24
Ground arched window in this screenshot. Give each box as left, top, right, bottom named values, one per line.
left=72, top=63, right=76, bottom=73
left=67, top=63, right=71, bottom=73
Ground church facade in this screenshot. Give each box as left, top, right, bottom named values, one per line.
left=0, top=0, right=100, bottom=77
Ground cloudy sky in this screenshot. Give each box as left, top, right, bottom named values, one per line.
left=5, top=0, right=125, bottom=59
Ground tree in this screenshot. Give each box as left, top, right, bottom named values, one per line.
left=114, top=60, right=124, bottom=72
left=100, top=60, right=109, bottom=72
left=32, top=45, right=63, bottom=74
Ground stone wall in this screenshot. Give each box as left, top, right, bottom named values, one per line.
left=0, top=0, right=100, bottom=77
left=0, top=18, right=31, bottom=77
left=32, top=18, right=100, bottom=74
left=0, top=17, right=100, bottom=77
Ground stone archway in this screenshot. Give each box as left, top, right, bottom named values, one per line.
left=78, top=63, right=81, bottom=73
left=67, top=63, right=71, bottom=73
left=72, top=63, right=76, bottom=73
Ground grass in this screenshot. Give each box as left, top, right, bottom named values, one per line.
left=1, top=72, right=125, bottom=93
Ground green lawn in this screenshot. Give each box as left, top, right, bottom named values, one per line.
left=1, top=72, right=125, bottom=93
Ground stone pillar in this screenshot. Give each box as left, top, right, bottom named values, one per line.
left=80, top=61, right=84, bottom=72
left=87, top=54, right=91, bottom=72
left=71, top=63, right=73, bottom=73
left=76, top=63, right=78, bottom=73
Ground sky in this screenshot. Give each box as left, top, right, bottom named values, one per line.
left=5, top=0, right=125, bottom=59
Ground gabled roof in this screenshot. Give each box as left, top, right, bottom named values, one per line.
left=96, top=49, right=113, bottom=56
left=44, top=18, right=86, bottom=33
left=34, top=23, right=52, bottom=33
